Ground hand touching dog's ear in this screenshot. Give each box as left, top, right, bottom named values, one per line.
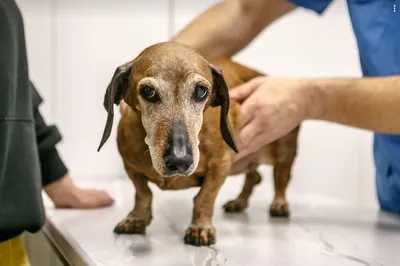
left=98, top=61, right=133, bottom=152
left=210, top=66, right=239, bottom=153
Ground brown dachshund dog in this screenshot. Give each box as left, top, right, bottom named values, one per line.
left=97, top=41, right=300, bottom=246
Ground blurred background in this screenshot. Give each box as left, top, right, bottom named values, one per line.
left=17, top=0, right=377, bottom=209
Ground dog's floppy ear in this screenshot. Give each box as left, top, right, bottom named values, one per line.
left=210, top=65, right=239, bottom=153
left=97, top=61, right=133, bottom=152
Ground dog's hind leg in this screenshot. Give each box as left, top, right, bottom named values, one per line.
left=223, top=171, right=262, bottom=213
left=269, top=126, right=300, bottom=218
left=114, top=171, right=153, bottom=234
left=269, top=160, right=294, bottom=217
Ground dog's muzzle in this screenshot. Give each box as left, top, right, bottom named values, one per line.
left=163, top=122, right=193, bottom=175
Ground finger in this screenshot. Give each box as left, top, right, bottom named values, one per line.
left=120, top=100, right=127, bottom=114
left=241, top=118, right=279, bottom=149
left=238, top=92, right=259, bottom=128
left=229, top=77, right=264, bottom=102
left=236, top=121, right=260, bottom=159
left=235, top=143, right=255, bottom=162
left=229, top=77, right=263, bottom=102
left=230, top=157, right=254, bottom=175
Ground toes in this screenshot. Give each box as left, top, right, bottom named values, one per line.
left=184, top=226, right=216, bottom=246
left=114, top=218, right=146, bottom=234
left=223, top=200, right=247, bottom=213
left=269, top=201, right=290, bottom=218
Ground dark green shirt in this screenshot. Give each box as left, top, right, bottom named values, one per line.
left=0, top=0, right=68, bottom=242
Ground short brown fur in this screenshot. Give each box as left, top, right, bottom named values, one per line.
left=98, top=42, right=300, bottom=246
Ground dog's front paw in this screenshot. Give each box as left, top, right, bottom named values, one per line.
left=269, top=198, right=290, bottom=218
left=223, top=199, right=248, bottom=213
left=184, top=225, right=216, bottom=246
left=114, top=217, right=147, bottom=234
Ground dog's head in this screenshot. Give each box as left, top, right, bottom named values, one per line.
left=97, top=42, right=238, bottom=177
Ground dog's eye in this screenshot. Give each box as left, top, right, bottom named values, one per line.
left=140, top=86, right=159, bottom=103
left=194, top=86, right=208, bottom=102
left=142, top=86, right=155, bottom=98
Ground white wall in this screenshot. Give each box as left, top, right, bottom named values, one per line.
left=17, top=0, right=377, bottom=208
left=17, top=0, right=53, bottom=120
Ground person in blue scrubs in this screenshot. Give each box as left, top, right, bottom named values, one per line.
left=172, top=0, right=400, bottom=214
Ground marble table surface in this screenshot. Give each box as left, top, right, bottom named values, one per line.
left=42, top=177, right=400, bottom=266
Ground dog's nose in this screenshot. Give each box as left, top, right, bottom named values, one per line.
left=164, top=122, right=193, bottom=174
left=164, top=140, right=193, bottom=173
left=164, top=153, right=193, bottom=173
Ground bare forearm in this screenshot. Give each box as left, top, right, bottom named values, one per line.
left=311, top=76, right=400, bottom=134
left=172, top=0, right=296, bottom=60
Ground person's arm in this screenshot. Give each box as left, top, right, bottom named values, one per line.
left=30, top=81, right=69, bottom=187
left=172, top=0, right=297, bottom=60
left=314, top=75, right=400, bottom=134
left=229, top=75, right=400, bottom=163
left=31, top=82, right=114, bottom=208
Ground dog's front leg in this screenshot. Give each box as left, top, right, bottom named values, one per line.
left=114, top=172, right=153, bottom=234
left=184, top=160, right=230, bottom=246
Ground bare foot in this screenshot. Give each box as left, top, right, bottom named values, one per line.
left=44, top=174, right=114, bottom=208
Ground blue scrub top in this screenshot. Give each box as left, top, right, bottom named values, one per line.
left=290, top=0, right=400, bottom=214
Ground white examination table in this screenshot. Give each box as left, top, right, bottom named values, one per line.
left=42, top=177, right=400, bottom=266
